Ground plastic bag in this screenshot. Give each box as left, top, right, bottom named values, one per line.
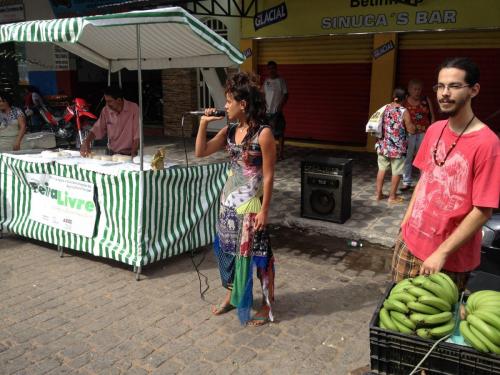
left=365, top=104, right=388, bottom=138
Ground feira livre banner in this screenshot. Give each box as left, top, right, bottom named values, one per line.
left=27, top=173, right=98, bottom=238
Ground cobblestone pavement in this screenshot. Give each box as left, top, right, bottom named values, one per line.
left=1, top=138, right=400, bottom=374
left=0, top=225, right=392, bottom=375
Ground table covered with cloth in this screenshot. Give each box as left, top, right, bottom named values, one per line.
left=0, top=152, right=227, bottom=267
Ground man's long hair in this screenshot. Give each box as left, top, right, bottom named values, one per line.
left=225, top=72, right=267, bottom=148
left=438, top=57, right=480, bottom=86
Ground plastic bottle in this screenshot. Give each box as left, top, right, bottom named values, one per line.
left=347, top=239, right=363, bottom=248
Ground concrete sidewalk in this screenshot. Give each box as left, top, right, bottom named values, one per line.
left=146, top=137, right=412, bottom=248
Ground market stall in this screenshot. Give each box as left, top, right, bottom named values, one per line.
left=0, top=151, right=227, bottom=270
left=0, top=7, right=244, bottom=277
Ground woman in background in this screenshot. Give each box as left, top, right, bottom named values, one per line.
left=375, top=87, right=415, bottom=203
left=0, top=92, right=26, bottom=152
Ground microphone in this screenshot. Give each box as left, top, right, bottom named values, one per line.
left=187, top=109, right=226, bottom=116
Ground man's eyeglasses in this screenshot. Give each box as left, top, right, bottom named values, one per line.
left=432, top=83, right=471, bottom=92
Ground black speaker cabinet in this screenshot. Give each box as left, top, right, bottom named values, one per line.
left=301, top=157, right=352, bottom=223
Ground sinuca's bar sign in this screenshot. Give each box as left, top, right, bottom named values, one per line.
left=254, top=2, right=287, bottom=30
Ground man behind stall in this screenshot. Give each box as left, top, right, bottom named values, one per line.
left=80, top=86, right=139, bottom=157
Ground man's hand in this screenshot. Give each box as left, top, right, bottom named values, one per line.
left=80, top=140, right=91, bottom=157
left=419, top=250, right=447, bottom=275
left=13, top=142, right=21, bottom=151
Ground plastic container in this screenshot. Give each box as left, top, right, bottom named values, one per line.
left=369, top=283, right=500, bottom=374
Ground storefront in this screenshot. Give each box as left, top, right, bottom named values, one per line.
left=240, top=0, right=500, bottom=150
left=257, top=34, right=373, bottom=145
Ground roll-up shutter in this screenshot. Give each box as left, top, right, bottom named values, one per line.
left=257, top=34, right=373, bottom=144
left=397, top=30, right=500, bottom=133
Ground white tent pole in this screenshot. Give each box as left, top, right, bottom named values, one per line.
left=136, top=24, right=144, bottom=279
left=136, top=25, right=144, bottom=171
left=107, top=61, right=111, bottom=86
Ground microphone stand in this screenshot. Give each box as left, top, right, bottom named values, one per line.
left=180, top=114, right=189, bottom=168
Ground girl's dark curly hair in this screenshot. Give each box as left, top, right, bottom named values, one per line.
left=225, top=71, right=267, bottom=148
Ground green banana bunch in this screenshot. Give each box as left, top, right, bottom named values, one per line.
left=466, top=290, right=500, bottom=314
left=469, top=325, right=500, bottom=354
left=460, top=289, right=500, bottom=353
left=378, top=276, right=459, bottom=340
left=460, top=320, right=490, bottom=353
left=467, top=314, right=500, bottom=346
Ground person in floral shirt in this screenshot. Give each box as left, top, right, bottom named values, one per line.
left=375, top=88, right=415, bottom=203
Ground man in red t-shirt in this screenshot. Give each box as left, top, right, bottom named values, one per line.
left=391, top=57, right=500, bottom=290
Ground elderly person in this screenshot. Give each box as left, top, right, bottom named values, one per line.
left=0, top=92, right=27, bottom=152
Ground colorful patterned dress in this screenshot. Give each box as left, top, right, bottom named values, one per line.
left=375, top=103, right=409, bottom=159
left=214, top=123, right=275, bottom=324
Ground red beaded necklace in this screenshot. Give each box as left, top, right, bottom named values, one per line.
left=432, top=115, right=475, bottom=167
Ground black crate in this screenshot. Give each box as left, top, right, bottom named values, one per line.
left=369, top=283, right=500, bottom=375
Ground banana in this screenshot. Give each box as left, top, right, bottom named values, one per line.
left=469, top=325, right=500, bottom=355
left=416, top=328, right=433, bottom=339
left=410, top=311, right=453, bottom=326
left=476, top=301, right=500, bottom=311
left=429, top=273, right=458, bottom=304
left=407, top=286, right=435, bottom=298
left=409, top=312, right=429, bottom=325
left=422, top=279, right=454, bottom=305
left=467, top=290, right=500, bottom=312
left=477, top=306, right=500, bottom=315
left=392, top=316, right=414, bottom=334
left=412, top=275, right=428, bottom=287
left=473, top=310, right=500, bottom=331
left=418, top=295, right=452, bottom=312
left=390, top=310, right=417, bottom=331
left=467, top=314, right=500, bottom=346
left=460, top=321, right=489, bottom=353
left=407, top=301, right=442, bottom=315
left=390, top=279, right=414, bottom=295
left=379, top=307, right=398, bottom=332
left=390, top=292, right=417, bottom=304
left=429, top=318, right=456, bottom=338
left=383, top=298, right=409, bottom=314
left=475, top=292, right=500, bottom=308
left=379, top=320, right=387, bottom=329
left=434, top=272, right=459, bottom=303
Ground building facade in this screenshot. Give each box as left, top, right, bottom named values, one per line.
left=240, top=0, right=500, bottom=151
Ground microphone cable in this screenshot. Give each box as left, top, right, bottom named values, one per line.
left=180, top=114, right=210, bottom=302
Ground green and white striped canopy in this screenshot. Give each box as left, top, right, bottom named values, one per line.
left=0, top=6, right=244, bottom=71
